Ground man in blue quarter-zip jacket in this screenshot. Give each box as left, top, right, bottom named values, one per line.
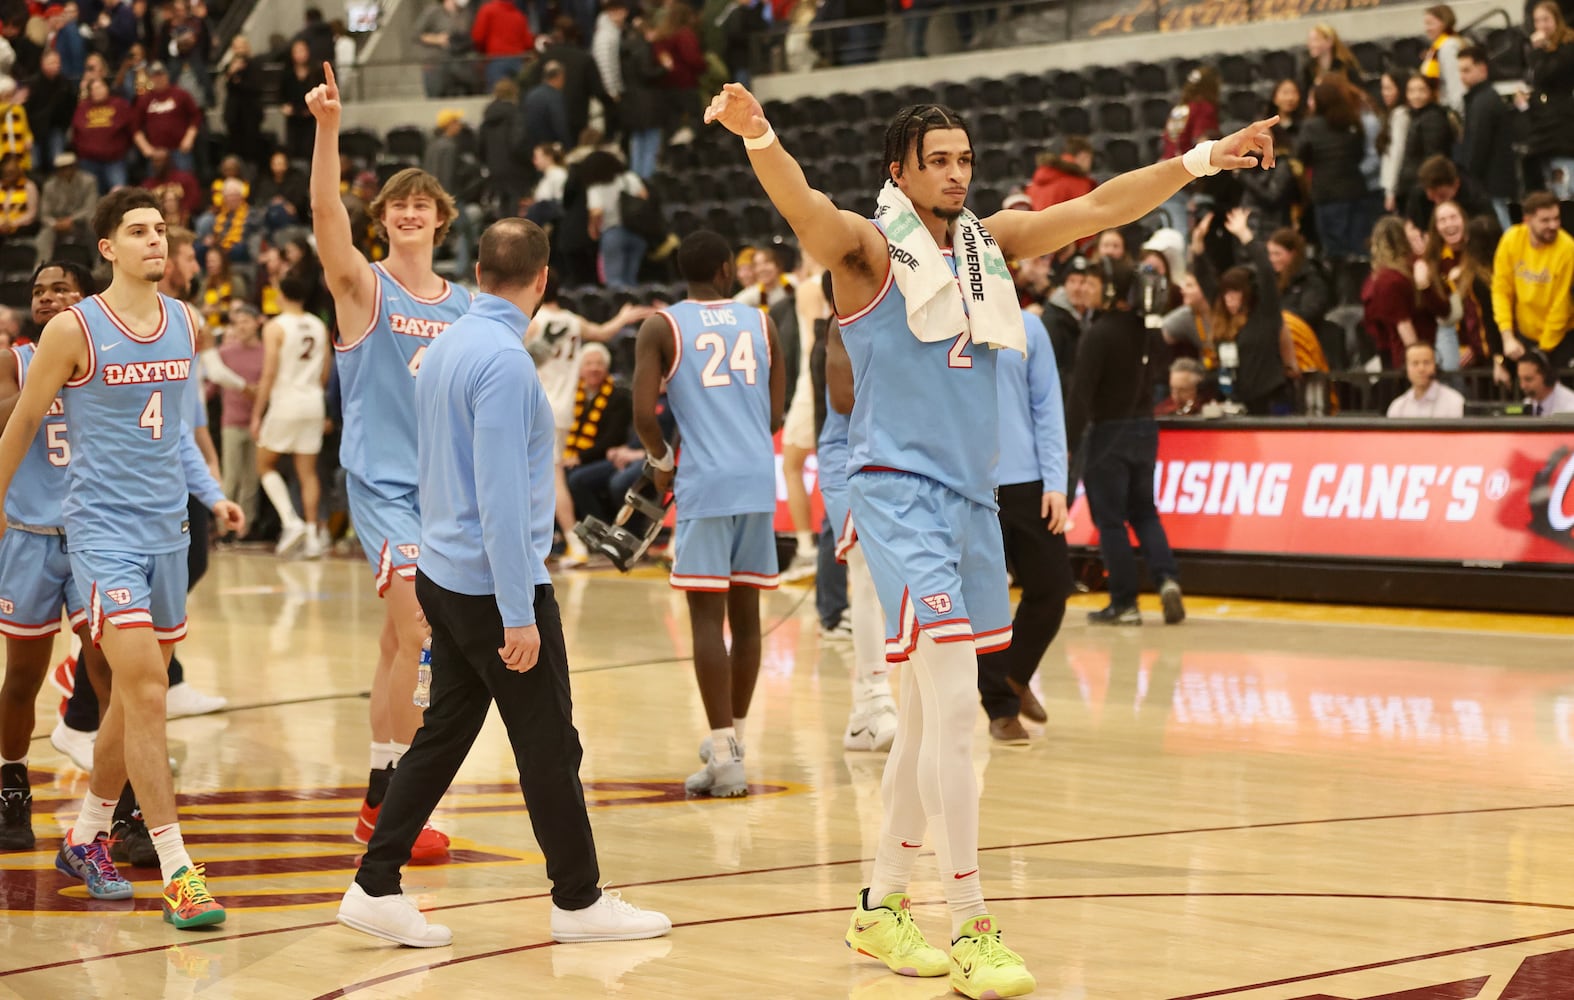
left=337, top=218, right=671, bottom=949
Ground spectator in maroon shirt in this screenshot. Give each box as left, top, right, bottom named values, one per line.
left=654, top=3, right=705, bottom=141
left=1363, top=215, right=1446, bottom=370
left=141, top=147, right=203, bottom=220
left=70, top=75, right=135, bottom=192
left=472, top=0, right=534, bottom=89
left=133, top=61, right=202, bottom=172
left=1161, top=66, right=1222, bottom=160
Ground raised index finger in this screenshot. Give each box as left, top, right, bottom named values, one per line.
left=323, top=61, right=338, bottom=96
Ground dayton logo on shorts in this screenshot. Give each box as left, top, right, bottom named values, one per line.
left=397, top=544, right=420, bottom=561
left=105, top=588, right=133, bottom=606
left=920, top=592, right=953, bottom=615
left=0, top=598, right=13, bottom=615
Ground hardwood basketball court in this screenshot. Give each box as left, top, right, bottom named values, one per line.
left=1, top=551, right=1570, bottom=999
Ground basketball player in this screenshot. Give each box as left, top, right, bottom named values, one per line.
left=525, top=272, right=648, bottom=567
left=308, top=62, right=465, bottom=857
left=0, top=189, right=244, bottom=924
left=252, top=267, right=330, bottom=559
left=631, top=231, right=784, bottom=798
left=706, top=82, right=1275, bottom=997
left=0, top=261, right=103, bottom=851
left=817, top=300, right=898, bottom=752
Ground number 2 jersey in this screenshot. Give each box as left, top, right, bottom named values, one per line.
left=6, top=343, right=68, bottom=528
left=658, top=299, right=775, bottom=520
left=61, top=293, right=200, bottom=554
left=268, top=311, right=329, bottom=419
left=335, top=262, right=472, bottom=499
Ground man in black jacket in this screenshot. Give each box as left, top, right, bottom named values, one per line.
left=1456, top=45, right=1517, bottom=230
left=1405, top=154, right=1496, bottom=231
left=523, top=18, right=612, bottom=146
left=1066, top=260, right=1185, bottom=627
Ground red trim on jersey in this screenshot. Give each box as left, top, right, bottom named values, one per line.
left=855, top=465, right=906, bottom=476
left=730, top=571, right=779, bottom=590
left=9, top=344, right=24, bottom=390
left=64, top=307, right=95, bottom=387
left=0, top=618, right=65, bottom=639
left=836, top=237, right=894, bottom=324
left=974, top=625, right=1012, bottom=654
left=669, top=572, right=731, bottom=592
left=375, top=262, right=453, bottom=305
left=833, top=510, right=857, bottom=562
left=180, top=301, right=201, bottom=355
left=658, top=310, right=682, bottom=382
left=96, top=293, right=168, bottom=344
left=336, top=267, right=382, bottom=353
left=154, top=620, right=188, bottom=644
left=760, top=308, right=771, bottom=366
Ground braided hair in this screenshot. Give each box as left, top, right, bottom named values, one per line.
left=882, top=104, right=971, bottom=182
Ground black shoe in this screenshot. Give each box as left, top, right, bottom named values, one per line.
left=1087, top=604, right=1142, bottom=626
left=0, top=765, right=32, bottom=851
left=1160, top=578, right=1186, bottom=625
left=110, top=815, right=158, bottom=868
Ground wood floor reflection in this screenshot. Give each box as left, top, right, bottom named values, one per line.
left=1, top=551, right=1571, bottom=999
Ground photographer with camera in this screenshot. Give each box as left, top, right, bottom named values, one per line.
left=1067, top=259, right=1186, bottom=627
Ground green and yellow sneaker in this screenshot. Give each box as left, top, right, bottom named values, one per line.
left=844, top=888, right=948, bottom=977
left=162, top=864, right=226, bottom=929
left=950, top=915, right=1035, bottom=999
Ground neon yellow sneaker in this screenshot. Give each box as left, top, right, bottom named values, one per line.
left=950, top=915, right=1035, bottom=999
left=844, top=888, right=948, bottom=977
left=162, top=864, right=226, bottom=929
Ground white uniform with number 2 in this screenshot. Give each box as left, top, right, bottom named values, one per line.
left=258, top=312, right=329, bottom=455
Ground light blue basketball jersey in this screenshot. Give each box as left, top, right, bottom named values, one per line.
left=336, top=262, right=472, bottom=498
left=817, top=386, right=850, bottom=514
left=660, top=299, right=775, bottom=520
left=7, top=344, right=69, bottom=527
left=839, top=245, right=1001, bottom=509
left=61, top=294, right=198, bottom=554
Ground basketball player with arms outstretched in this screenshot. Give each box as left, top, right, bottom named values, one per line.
left=632, top=231, right=784, bottom=799
left=0, top=190, right=245, bottom=925
left=308, top=63, right=468, bottom=857
left=706, top=82, right=1275, bottom=997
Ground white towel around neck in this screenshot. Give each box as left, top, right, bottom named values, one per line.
left=873, top=182, right=1025, bottom=354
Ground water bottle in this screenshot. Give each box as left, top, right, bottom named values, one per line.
left=413, top=638, right=432, bottom=708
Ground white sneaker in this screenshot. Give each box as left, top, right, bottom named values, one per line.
left=166, top=683, right=227, bottom=719
left=303, top=526, right=325, bottom=559
left=685, top=737, right=747, bottom=797
left=843, top=703, right=898, bottom=752
left=780, top=552, right=817, bottom=583
left=819, top=619, right=854, bottom=643
left=275, top=521, right=308, bottom=557
left=50, top=720, right=95, bottom=771
left=550, top=889, right=672, bottom=943
left=696, top=736, right=746, bottom=763
left=336, top=883, right=453, bottom=948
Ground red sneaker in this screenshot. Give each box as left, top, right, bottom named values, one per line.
left=353, top=800, right=451, bottom=861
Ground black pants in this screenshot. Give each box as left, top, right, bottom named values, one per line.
left=977, top=482, right=1072, bottom=721
left=356, top=573, right=601, bottom=911
left=1082, top=419, right=1179, bottom=609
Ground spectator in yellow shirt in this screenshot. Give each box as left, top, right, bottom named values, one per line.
left=1493, top=190, right=1574, bottom=371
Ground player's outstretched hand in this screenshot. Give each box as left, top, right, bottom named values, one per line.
left=305, top=62, right=341, bottom=128
left=704, top=82, right=768, bottom=141
left=213, top=499, right=246, bottom=537
left=500, top=625, right=540, bottom=673
left=1210, top=116, right=1279, bottom=172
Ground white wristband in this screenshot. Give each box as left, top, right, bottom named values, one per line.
left=743, top=126, right=777, bottom=151
left=1182, top=140, right=1220, bottom=178
left=648, top=444, right=675, bottom=473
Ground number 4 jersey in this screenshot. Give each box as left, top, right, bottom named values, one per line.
left=6, top=342, right=69, bottom=528
left=659, top=299, right=775, bottom=520
left=61, top=293, right=200, bottom=554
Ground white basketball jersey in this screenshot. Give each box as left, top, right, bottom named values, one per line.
left=272, top=312, right=328, bottom=404
left=530, top=305, right=586, bottom=431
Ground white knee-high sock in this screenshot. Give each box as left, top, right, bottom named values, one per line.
left=260, top=471, right=302, bottom=528
left=868, top=653, right=927, bottom=901
left=907, top=633, right=987, bottom=933
left=71, top=793, right=118, bottom=843
left=847, top=547, right=893, bottom=710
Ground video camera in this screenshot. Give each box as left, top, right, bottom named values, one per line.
left=572, top=441, right=678, bottom=572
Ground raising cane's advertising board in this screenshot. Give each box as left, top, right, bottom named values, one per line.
left=1065, top=425, right=1574, bottom=568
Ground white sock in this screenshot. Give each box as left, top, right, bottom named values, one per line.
left=709, top=726, right=737, bottom=759
left=0, top=755, right=25, bottom=768
left=369, top=741, right=399, bottom=770
left=150, top=821, right=195, bottom=883
left=868, top=833, right=923, bottom=904
left=731, top=717, right=746, bottom=744
left=388, top=741, right=411, bottom=766
left=945, top=869, right=988, bottom=935
left=795, top=531, right=814, bottom=554
left=260, top=471, right=302, bottom=527
left=72, top=793, right=119, bottom=843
